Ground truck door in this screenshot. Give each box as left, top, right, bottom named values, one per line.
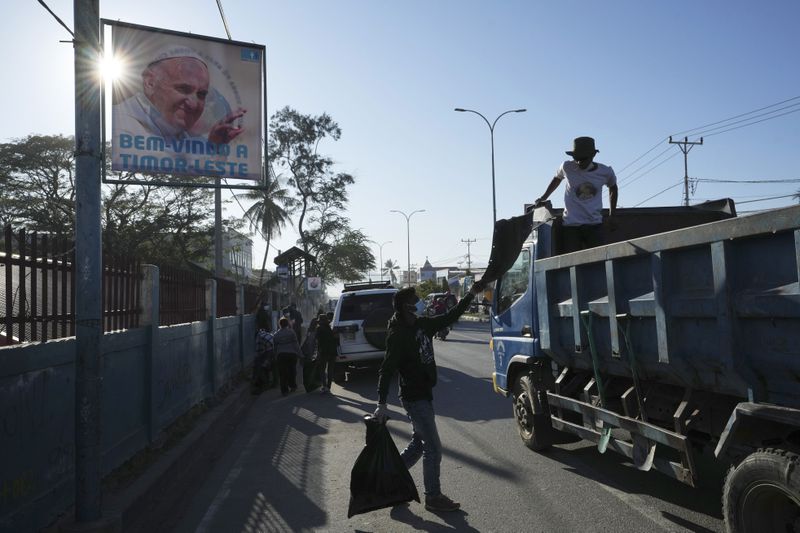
left=491, top=243, right=535, bottom=391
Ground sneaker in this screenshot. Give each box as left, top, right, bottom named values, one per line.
left=319, top=386, right=328, bottom=393
left=425, top=493, right=460, bottom=512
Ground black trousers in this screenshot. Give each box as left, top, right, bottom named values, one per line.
left=561, top=224, right=604, bottom=253
left=277, top=353, right=298, bottom=394
left=316, top=355, right=335, bottom=389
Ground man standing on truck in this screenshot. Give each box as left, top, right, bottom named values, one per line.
left=373, top=278, right=487, bottom=513
left=534, top=136, right=618, bottom=252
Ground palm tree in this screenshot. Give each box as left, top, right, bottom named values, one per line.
left=235, top=168, right=297, bottom=287
left=383, top=259, right=401, bottom=286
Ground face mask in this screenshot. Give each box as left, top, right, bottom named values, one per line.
left=404, top=299, right=425, bottom=317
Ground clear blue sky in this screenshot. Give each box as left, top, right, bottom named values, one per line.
left=5, top=1, right=800, bottom=296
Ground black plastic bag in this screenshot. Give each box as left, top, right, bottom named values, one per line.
left=302, top=358, right=321, bottom=392
left=347, top=415, right=420, bottom=518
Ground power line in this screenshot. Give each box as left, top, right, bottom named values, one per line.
left=670, top=95, right=800, bottom=138
left=633, top=180, right=684, bottom=207
left=37, top=0, right=74, bottom=37
left=215, top=0, right=233, bottom=39
left=614, top=95, right=800, bottom=184
left=615, top=138, right=669, bottom=175
left=617, top=150, right=679, bottom=188
left=735, top=193, right=800, bottom=205
left=697, top=178, right=800, bottom=184
left=701, top=107, right=800, bottom=138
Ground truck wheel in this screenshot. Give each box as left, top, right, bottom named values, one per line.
left=723, top=448, right=800, bottom=533
left=512, top=374, right=551, bottom=452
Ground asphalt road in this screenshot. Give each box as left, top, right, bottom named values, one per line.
left=168, top=320, right=726, bottom=533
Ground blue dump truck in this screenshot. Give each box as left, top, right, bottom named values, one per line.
left=488, top=199, right=800, bottom=532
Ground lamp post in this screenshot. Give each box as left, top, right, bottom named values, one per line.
left=390, top=209, right=425, bottom=287
left=377, top=240, right=391, bottom=281
left=454, top=107, right=526, bottom=224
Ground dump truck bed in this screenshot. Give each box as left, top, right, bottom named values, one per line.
left=534, top=204, right=800, bottom=408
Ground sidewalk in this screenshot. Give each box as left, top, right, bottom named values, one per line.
left=45, top=378, right=268, bottom=533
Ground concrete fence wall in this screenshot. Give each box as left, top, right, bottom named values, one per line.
left=0, top=266, right=256, bottom=533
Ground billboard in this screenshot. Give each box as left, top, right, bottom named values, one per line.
left=108, top=21, right=264, bottom=180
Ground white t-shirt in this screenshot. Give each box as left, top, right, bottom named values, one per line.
left=555, top=160, right=617, bottom=226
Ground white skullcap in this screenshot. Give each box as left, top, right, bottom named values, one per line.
left=147, top=44, right=208, bottom=68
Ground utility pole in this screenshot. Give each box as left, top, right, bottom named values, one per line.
left=669, top=136, right=703, bottom=206
left=461, top=238, right=476, bottom=272
left=73, top=0, right=107, bottom=527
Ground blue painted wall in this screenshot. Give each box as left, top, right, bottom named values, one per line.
left=0, top=315, right=255, bottom=533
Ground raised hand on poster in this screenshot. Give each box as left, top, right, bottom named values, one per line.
left=208, top=107, right=247, bottom=145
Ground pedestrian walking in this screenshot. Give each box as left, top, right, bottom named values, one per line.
left=251, top=308, right=275, bottom=394
left=301, top=317, right=318, bottom=361
left=373, top=278, right=487, bottom=512
left=534, top=136, right=618, bottom=252
left=301, top=317, right=321, bottom=392
left=273, top=317, right=302, bottom=396
left=282, top=302, right=304, bottom=342
left=315, top=314, right=338, bottom=393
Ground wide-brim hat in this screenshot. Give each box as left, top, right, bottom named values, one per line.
left=565, top=136, right=599, bottom=158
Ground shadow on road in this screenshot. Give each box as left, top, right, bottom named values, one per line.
left=386, top=504, right=481, bottom=532
left=542, top=443, right=725, bottom=523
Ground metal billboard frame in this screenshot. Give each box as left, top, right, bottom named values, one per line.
left=99, top=19, right=268, bottom=191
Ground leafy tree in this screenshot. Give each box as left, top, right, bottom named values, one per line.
left=304, top=211, right=374, bottom=282
left=268, top=107, right=374, bottom=281
left=234, top=168, right=297, bottom=286
left=0, top=134, right=217, bottom=267
left=102, top=176, right=216, bottom=266
left=0, top=135, right=75, bottom=237
left=268, top=107, right=354, bottom=249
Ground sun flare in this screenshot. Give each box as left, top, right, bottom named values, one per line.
left=99, top=53, right=123, bottom=82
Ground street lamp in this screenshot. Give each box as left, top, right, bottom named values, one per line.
left=454, top=107, right=526, bottom=224
left=377, top=240, right=391, bottom=281
left=390, top=209, right=425, bottom=287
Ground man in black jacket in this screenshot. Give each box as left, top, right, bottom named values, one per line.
left=374, top=278, right=486, bottom=512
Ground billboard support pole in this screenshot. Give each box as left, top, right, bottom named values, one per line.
left=72, top=0, right=107, bottom=527
left=215, top=182, right=223, bottom=277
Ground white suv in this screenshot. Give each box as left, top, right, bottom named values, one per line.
left=331, top=282, right=397, bottom=382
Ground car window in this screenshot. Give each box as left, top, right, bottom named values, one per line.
left=338, top=293, right=394, bottom=321
left=496, top=247, right=531, bottom=315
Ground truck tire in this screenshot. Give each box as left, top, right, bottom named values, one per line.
left=723, top=448, right=800, bottom=533
left=512, top=374, right=551, bottom=452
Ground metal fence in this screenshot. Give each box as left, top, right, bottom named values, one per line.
left=2, top=227, right=76, bottom=345
left=1, top=226, right=141, bottom=345
left=103, top=252, right=141, bottom=332
left=243, top=283, right=263, bottom=314
left=215, top=277, right=237, bottom=318
left=159, top=265, right=207, bottom=326
left=2, top=224, right=280, bottom=343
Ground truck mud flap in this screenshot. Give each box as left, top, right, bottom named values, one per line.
left=547, top=391, right=698, bottom=487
